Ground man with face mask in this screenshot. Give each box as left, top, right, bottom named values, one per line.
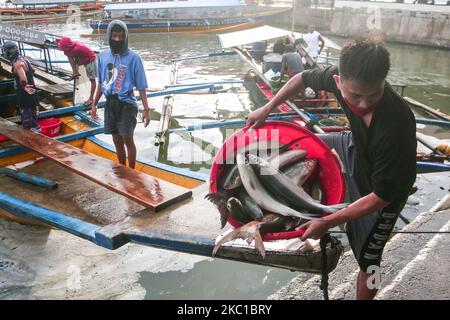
left=91, top=20, right=151, bottom=169
left=1, top=41, right=40, bottom=131
left=246, top=38, right=417, bottom=300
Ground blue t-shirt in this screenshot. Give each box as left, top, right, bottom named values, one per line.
left=98, top=49, right=148, bottom=105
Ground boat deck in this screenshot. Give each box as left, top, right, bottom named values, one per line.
left=0, top=160, right=145, bottom=225
left=0, top=159, right=342, bottom=273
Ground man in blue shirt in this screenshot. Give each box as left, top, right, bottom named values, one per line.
left=91, top=20, right=151, bottom=169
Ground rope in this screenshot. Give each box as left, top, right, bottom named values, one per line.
left=319, top=234, right=332, bottom=300
left=328, top=230, right=450, bottom=235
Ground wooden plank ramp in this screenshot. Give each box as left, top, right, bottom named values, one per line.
left=0, top=117, right=192, bottom=211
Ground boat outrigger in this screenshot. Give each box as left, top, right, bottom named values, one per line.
left=0, top=0, right=103, bottom=22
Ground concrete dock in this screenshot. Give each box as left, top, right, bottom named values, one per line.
left=290, top=0, right=450, bottom=48
left=269, top=196, right=450, bottom=300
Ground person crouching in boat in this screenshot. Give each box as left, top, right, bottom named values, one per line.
left=279, top=44, right=304, bottom=86
left=1, top=41, right=40, bottom=132
left=57, top=37, right=98, bottom=106
left=246, top=37, right=417, bottom=300
left=91, top=20, right=151, bottom=169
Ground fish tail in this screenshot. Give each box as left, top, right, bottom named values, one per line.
left=212, top=221, right=266, bottom=258
left=220, top=213, right=228, bottom=229
left=212, top=229, right=239, bottom=256
left=253, top=228, right=266, bottom=259
left=205, top=192, right=229, bottom=228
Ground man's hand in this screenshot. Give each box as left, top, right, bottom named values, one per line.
left=69, top=73, right=81, bottom=81
left=142, top=109, right=151, bottom=128
left=24, top=84, right=36, bottom=95
left=91, top=104, right=99, bottom=120
left=300, top=219, right=331, bottom=241
left=246, top=105, right=271, bottom=129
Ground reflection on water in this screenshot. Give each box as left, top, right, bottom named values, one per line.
left=139, top=258, right=296, bottom=300
left=328, top=36, right=450, bottom=115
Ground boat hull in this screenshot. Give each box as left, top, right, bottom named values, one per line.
left=90, top=7, right=290, bottom=34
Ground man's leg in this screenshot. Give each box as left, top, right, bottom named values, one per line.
left=84, top=60, right=97, bottom=105
left=85, top=79, right=96, bottom=105
left=123, top=134, right=136, bottom=169
left=112, top=134, right=126, bottom=166
left=357, top=269, right=378, bottom=300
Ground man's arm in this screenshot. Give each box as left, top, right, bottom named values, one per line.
left=68, top=56, right=79, bottom=78
left=246, top=72, right=306, bottom=128
left=91, top=81, right=103, bottom=119
left=300, top=192, right=389, bottom=241
left=13, top=61, right=35, bottom=95
left=138, top=90, right=151, bottom=128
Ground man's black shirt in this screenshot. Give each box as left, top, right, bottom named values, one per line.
left=302, top=66, right=417, bottom=213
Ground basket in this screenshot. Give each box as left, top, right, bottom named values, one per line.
left=38, top=118, right=62, bottom=137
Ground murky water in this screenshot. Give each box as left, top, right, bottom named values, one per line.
left=1, top=18, right=449, bottom=300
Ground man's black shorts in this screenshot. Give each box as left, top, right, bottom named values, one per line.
left=104, top=95, right=138, bottom=136
left=318, top=131, right=399, bottom=272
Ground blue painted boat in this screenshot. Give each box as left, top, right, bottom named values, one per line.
left=90, top=0, right=290, bottom=34
left=0, top=106, right=343, bottom=275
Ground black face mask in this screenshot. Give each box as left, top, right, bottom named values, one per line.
left=110, top=40, right=124, bottom=54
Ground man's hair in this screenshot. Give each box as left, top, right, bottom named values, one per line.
left=111, top=24, right=125, bottom=34
left=339, top=37, right=390, bottom=84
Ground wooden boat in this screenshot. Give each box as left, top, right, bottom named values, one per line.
left=0, top=0, right=103, bottom=22
left=0, top=104, right=343, bottom=275
left=90, top=0, right=290, bottom=34
left=0, top=23, right=78, bottom=112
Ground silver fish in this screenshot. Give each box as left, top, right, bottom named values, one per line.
left=212, top=213, right=304, bottom=258
left=226, top=197, right=253, bottom=224
left=239, top=193, right=264, bottom=221
left=223, top=148, right=306, bottom=190
left=268, top=149, right=308, bottom=170
left=222, top=137, right=307, bottom=190
left=310, top=181, right=324, bottom=203
left=249, top=154, right=347, bottom=214
left=283, top=158, right=318, bottom=186
left=236, top=153, right=320, bottom=220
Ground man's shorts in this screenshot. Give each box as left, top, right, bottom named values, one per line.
left=318, top=131, right=399, bottom=272
left=20, top=105, right=40, bottom=131
left=85, top=58, right=98, bottom=80
left=104, top=95, right=138, bottom=136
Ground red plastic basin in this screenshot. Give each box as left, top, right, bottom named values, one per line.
left=38, top=118, right=62, bottom=137
left=209, top=120, right=345, bottom=240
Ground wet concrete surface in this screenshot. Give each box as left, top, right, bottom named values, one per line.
left=269, top=208, right=450, bottom=300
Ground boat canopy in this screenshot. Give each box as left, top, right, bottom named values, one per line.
left=218, top=25, right=342, bottom=51
left=11, top=0, right=95, bottom=5
left=105, top=0, right=240, bottom=11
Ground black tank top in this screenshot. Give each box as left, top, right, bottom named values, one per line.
left=12, top=57, right=38, bottom=107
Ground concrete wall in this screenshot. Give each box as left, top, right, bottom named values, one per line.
left=290, top=2, right=450, bottom=48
